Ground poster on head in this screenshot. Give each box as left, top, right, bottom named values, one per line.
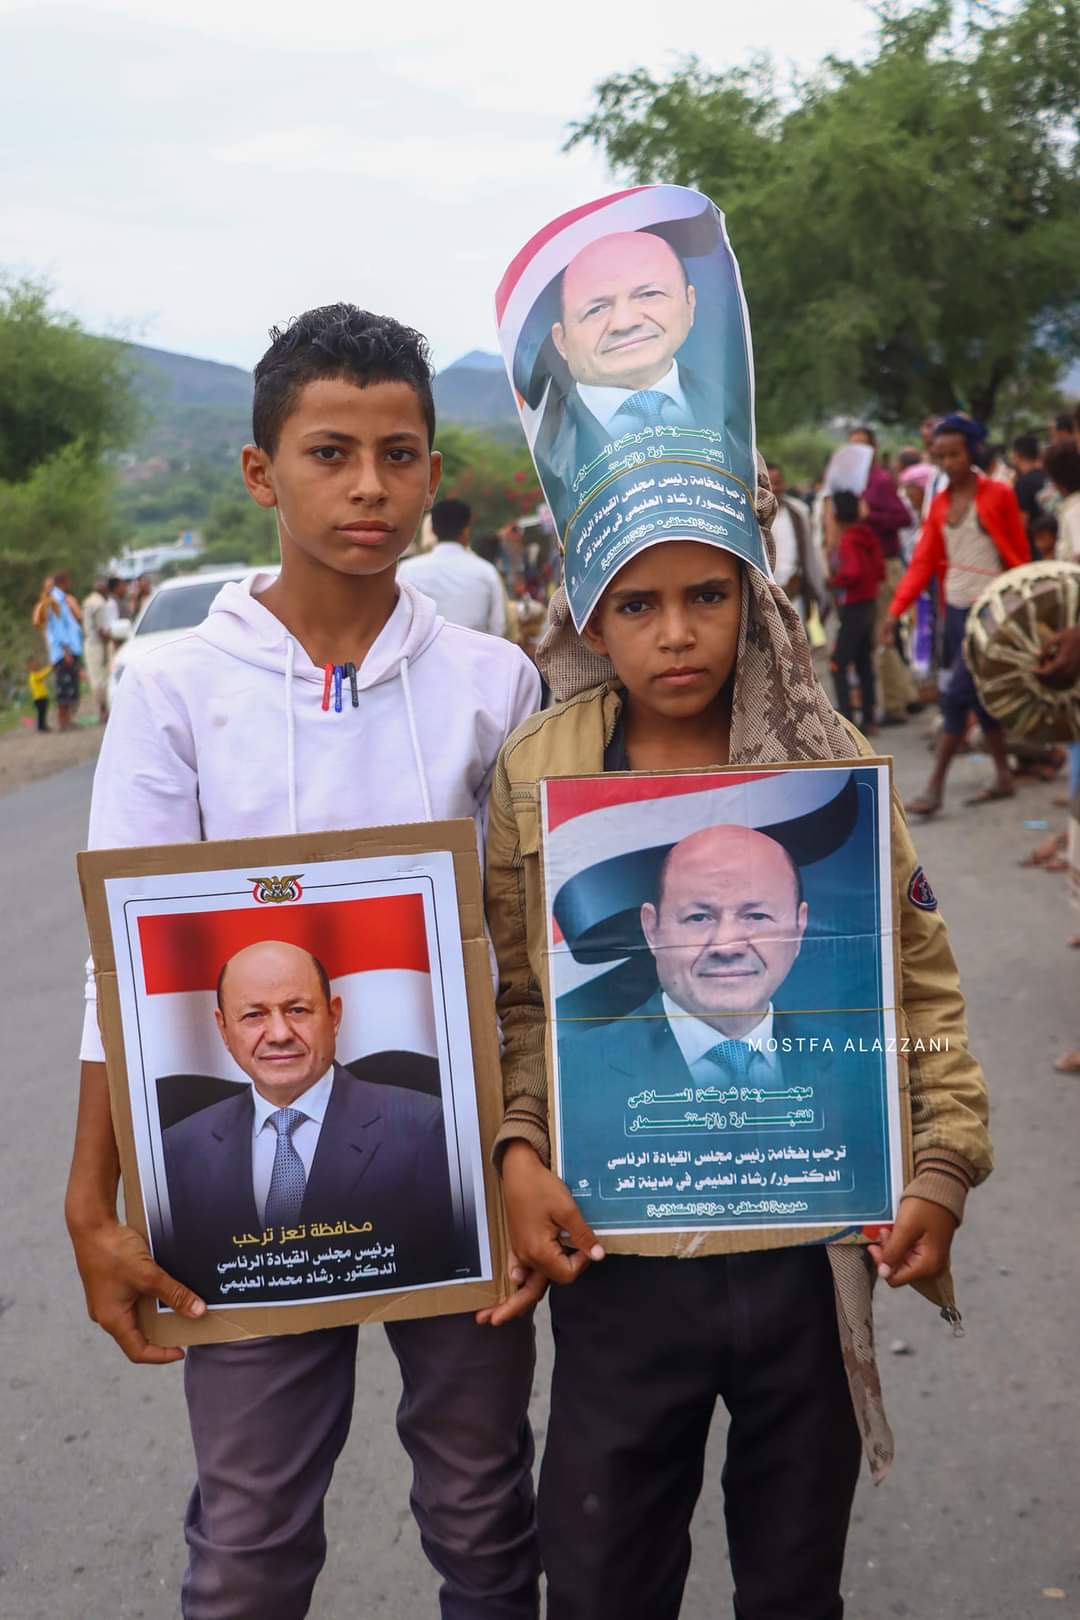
left=540, top=761, right=910, bottom=1255
left=78, top=820, right=506, bottom=1343
left=495, top=185, right=771, bottom=629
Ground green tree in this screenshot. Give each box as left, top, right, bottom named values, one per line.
left=197, top=491, right=278, bottom=567
left=0, top=278, right=139, bottom=692
left=568, top=0, right=1080, bottom=431
left=434, top=424, right=543, bottom=535
left=0, top=277, right=137, bottom=484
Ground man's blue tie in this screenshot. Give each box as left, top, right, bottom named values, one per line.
left=704, top=1039, right=753, bottom=1083
left=265, top=1107, right=306, bottom=1229
left=619, top=388, right=671, bottom=423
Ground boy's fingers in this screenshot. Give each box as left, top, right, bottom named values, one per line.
left=887, top=1242, right=947, bottom=1288
left=871, top=1220, right=916, bottom=1278
left=556, top=1207, right=605, bottom=1263
left=531, top=1233, right=590, bottom=1285
left=487, top=1270, right=548, bottom=1326
left=111, top=1315, right=185, bottom=1365
left=550, top=1244, right=592, bottom=1285
left=135, top=1257, right=204, bottom=1321
left=145, top=1263, right=205, bottom=1320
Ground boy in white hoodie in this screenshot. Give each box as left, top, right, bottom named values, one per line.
left=65, top=305, right=542, bottom=1620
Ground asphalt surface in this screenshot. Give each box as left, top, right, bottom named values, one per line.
left=1, top=728, right=1077, bottom=1619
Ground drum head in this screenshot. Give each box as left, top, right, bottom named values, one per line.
left=964, top=561, right=1080, bottom=742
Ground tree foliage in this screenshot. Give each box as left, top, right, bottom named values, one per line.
left=434, top=424, right=543, bottom=535
left=0, top=277, right=137, bottom=484
left=568, top=0, right=1080, bottom=431
left=0, top=278, right=139, bottom=687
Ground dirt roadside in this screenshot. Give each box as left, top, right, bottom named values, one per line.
left=0, top=720, right=102, bottom=797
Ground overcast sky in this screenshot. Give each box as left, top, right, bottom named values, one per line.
left=2, top=0, right=875, bottom=372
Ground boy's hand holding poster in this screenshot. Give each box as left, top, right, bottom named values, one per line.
left=541, top=763, right=910, bottom=1253
left=79, top=821, right=506, bottom=1342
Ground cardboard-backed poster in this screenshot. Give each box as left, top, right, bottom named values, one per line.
left=78, top=820, right=507, bottom=1343
left=495, top=184, right=770, bottom=630
left=540, top=762, right=911, bottom=1255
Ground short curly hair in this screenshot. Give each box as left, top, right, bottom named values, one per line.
left=252, top=303, right=436, bottom=455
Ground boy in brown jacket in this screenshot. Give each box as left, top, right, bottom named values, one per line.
left=480, top=469, right=992, bottom=1620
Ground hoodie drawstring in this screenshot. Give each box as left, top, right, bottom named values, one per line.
left=287, top=638, right=433, bottom=829
left=399, top=655, right=434, bottom=822
left=285, top=638, right=298, bottom=834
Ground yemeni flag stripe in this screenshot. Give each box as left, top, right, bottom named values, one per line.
left=138, top=895, right=429, bottom=996
left=494, top=186, right=647, bottom=323
left=141, top=967, right=438, bottom=1088
left=543, top=771, right=781, bottom=835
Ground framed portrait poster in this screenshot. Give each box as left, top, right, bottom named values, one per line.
left=78, top=819, right=507, bottom=1343
left=540, top=761, right=911, bottom=1256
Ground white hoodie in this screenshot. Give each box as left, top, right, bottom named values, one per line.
left=81, top=574, right=541, bottom=1061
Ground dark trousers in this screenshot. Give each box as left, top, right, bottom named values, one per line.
left=831, top=601, right=877, bottom=725
left=33, top=697, right=49, bottom=731
left=940, top=602, right=1000, bottom=736
left=539, top=1249, right=862, bottom=1620
left=182, top=1313, right=539, bottom=1620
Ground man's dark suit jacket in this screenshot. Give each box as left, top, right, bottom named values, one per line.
left=533, top=363, right=717, bottom=525
left=159, top=1062, right=460, bottom=1303
left=557, top=987, right=874, bottom=1189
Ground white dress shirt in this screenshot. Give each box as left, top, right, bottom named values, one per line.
left=251, top=1066, right=334, bottom=1227
left=577, top=361, right=692, bottom=436
left=771, top=505, right=800, bottom=589
left=662, top=993, right=778, bottom=1084
left=397, top=542, right=507, bottom=636
left=1056, top=490, right=1080, bottom=561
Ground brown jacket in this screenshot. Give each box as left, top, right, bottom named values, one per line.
left=485, top=682, right=992, bottom=1478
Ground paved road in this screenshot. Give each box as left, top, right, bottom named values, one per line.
left=1, top=729, right=1077, bottom=1619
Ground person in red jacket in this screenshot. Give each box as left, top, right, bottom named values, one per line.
left=882, top=414, right=1029, bottom=814
left=828, top=489, right=885, bottom=726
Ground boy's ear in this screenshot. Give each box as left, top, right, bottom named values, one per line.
left=426, top=449, right=442, bottom=510
left=579, top=607, right=608, bottom=658
left=242, top=444, right=278, bottom=509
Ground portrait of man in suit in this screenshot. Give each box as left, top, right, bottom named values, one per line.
left=533, top=230, right=716, bottom=514
left=545, top=763, right=898, bottom=1232
left=564, top=823, right=822, bottom=1099
left=159, top=939, right=457, bottom=1303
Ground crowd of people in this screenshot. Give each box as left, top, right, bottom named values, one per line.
left=766, top=408, right=1080, bottom=1076
left=398, top=498, right=558, bottom=658
left=764, top=409, right=1080, bottom=804
left=27, top=571, right=147, bottom=730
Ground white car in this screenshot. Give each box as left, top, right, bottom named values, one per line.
left=109, top=566, right=274, bottom=704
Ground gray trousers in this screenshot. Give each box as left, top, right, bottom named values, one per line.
left=181, top=1313, right=539, bottom=1620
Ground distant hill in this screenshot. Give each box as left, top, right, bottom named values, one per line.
left=433, top=350, right=519, bottom=434
left=123, top=343, right=253, bottom=463
left=119, top=341, right=520, bottom=461
left=127, top=343, right=253, bottom=409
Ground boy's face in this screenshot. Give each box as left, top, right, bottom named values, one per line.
left=242, top=376, right=440, bottom=577
left=581, top=541, right=741, bottom=721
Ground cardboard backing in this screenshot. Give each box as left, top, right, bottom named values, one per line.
left=78, top=819, right=509, bottom=1344
left=537, top=757, right=913, bottom=1259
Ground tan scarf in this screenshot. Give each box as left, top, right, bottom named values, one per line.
left=536, top=456, right=853, bottom=768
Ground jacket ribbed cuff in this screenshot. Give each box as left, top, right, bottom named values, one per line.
left=493, top=1097, right=551, bottom=1170
left=903, top=1148, right=978, bottom=1225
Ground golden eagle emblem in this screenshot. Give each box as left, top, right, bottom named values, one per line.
left=248, top=874, right=304, bottom=904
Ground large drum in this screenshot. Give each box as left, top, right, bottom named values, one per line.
left=964, top=560, right=1080, bottom=742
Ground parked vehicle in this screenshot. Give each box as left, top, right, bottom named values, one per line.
left=109, top=567, right=276, bottom=704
